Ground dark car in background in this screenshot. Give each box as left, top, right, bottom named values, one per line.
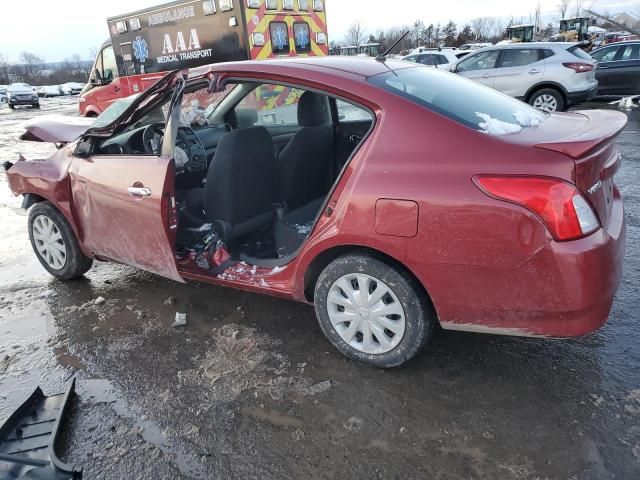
left=7, top=83, right=40, bottom=109
left=591, top=41, right=640, bottom=95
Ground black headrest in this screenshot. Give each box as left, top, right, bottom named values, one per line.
left=297, top=92, right=329, bottom=127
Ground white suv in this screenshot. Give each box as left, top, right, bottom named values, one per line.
left=452, top=43, right=598, bottom=112
left=402, top=48, right=471, bottom=72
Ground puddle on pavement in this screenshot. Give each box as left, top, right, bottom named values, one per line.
left=78, top=378, right=207, bottom=479
left=0, top=298, right=64, bottom=419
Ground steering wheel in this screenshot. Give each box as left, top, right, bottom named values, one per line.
left=142, top=123, right=197, bottom=172
left=142, top=123, right=166, bottom=155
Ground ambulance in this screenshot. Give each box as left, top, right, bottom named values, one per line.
left=79, top=0, right=329, bottom=116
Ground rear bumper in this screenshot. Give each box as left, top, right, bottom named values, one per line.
left=567, top=84, right=598, bottom=105
left=433, top=192, right=626, bottom=338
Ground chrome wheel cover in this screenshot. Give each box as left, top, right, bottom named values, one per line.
left=327, top=273, right=406, bottom=355
left=533, top=94, right=558, bottom=112
left=32, top=215, right=67, bottom=270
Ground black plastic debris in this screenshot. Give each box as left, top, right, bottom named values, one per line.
left=0, top=379, right=82, bottom=479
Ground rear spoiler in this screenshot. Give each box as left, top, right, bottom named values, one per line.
left=534, top=110, right=627, bottom=159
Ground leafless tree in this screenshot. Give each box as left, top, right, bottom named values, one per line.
left=470, top=17, right=497, bottom=42
left=492, top=19, right=506, bottom=40
left=88, top=47, right=99, bottom=63
left=574, top=0, right=587, bottom=17
left=345, top=21, right=366, bottom=46
left=383, top=26, right=413, bottom=53
left=558, top=0, right=570, bottom=19
left=534, top=1, right=543, bottom=38
left=19, top=51, right=44, bottom=78
left=0, top=53, right=9, bottom=83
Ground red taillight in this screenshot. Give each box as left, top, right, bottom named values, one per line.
left=562, top=62, right=594, bottom=73
left=476, top=176, right=600, bottom=241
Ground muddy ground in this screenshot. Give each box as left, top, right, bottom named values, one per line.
left=0, top=97, right=639, bottom=480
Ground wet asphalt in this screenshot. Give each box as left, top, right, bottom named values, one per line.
left=0, top=97, right=639, bottom=480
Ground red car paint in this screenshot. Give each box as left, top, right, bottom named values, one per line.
left=6, top=57, right=627, bottom=339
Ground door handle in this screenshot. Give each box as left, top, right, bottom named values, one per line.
left=528, top=69, right=541, bottom=74
left=128, top=186, right=152, bottom=197
left=598, top=65, right=608, bottom=69
left=114, top=86, right=121, bottom=92
left=482, top=73, right=492, bottom=79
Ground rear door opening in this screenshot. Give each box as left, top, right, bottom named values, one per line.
left=171, top=80, right=374, bottom=279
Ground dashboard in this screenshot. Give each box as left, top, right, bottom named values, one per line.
left=98, top=123, right=232, bottom=174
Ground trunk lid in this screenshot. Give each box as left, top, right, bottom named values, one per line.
left=532, top=109, right=627, bottom=228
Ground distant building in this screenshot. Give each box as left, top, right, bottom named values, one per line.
left=611, top=12, right=640, bottom=29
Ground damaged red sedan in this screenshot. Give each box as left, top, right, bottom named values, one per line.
left=4, top=57, right=627, bottom=367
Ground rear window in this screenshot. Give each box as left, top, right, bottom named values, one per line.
left=368, top=67, right=546, bottom=132
left=567, top=45, right=592, bottom=60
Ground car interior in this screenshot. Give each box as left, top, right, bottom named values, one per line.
left=94, top=80, right=374, bottom=269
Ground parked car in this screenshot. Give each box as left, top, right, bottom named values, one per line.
left=4, top=58, right=626, bottom=367
left=590, top=41, right=640, bottom=95
left=6, top=83, right=39, bottom=109
left=37, top=85, right=63, bottom=98
left=458, top=43, right=493, bottom=51
left=452, top=43, right=598, bottom=112
left=0, top=85, right=7, bottom=104
left=402, top=48, right=470, bottom=71
left=61, top=82, right=84, bottom=95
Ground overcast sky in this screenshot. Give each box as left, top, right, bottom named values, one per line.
left=1, top=0, right=637, bottom=62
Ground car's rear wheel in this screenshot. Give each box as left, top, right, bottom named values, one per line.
left=28, top=202, right=93, bottom=280
left=314, top=253, right=434, bottom=368
left=528, top=88, right=565, bottom=112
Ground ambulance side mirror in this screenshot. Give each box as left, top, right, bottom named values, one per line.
left=91, top=69, right=103, bottom=86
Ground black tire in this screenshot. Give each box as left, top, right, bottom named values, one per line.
left=528, top=88, right=566, bottom=112
left=9, top=104, right=15, bottom=110
left=33, top=103, right=40, bottom=109
left=314, top=253, right=434, bottom=368
left=28, top=202, right=93, bottom=280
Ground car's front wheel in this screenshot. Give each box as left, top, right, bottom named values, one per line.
left=28, top=202, right=93, bottom=280
left=314, top=253, right=434, bottom=368
left=528, top=88, right=565, bottom=112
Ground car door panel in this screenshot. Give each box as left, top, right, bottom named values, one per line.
left=594, top=46, right=621, bottom=94
left=456, top=50, right=501, bottom=89
left=494, top=61, right=545, bottom=97
left=604, top=45, right=640, bottom=94
left=69, top=154, right=183, bottom=282
left=459, top=68, right=497, bottom=88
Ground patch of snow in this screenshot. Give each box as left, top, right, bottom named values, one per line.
left=610, top=95, right=639, bottom=110
left=476, top=112, right=522, bottom=136
left=173, top=312, right=187, bottom=328
left=189, top=223, right=213, bottom=233
left=295, top=223, right=313, bottom=235
left=270, top=266, right=285, bottom=275
left=513, top=110, right=542, bottom=127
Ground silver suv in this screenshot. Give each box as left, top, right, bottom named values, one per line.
left=452, top=43, right=598, bottom=112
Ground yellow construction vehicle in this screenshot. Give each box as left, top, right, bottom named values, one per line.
left=551, top=17, right=593, bottom=45
left=503, top=24, right=535, bottom=43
